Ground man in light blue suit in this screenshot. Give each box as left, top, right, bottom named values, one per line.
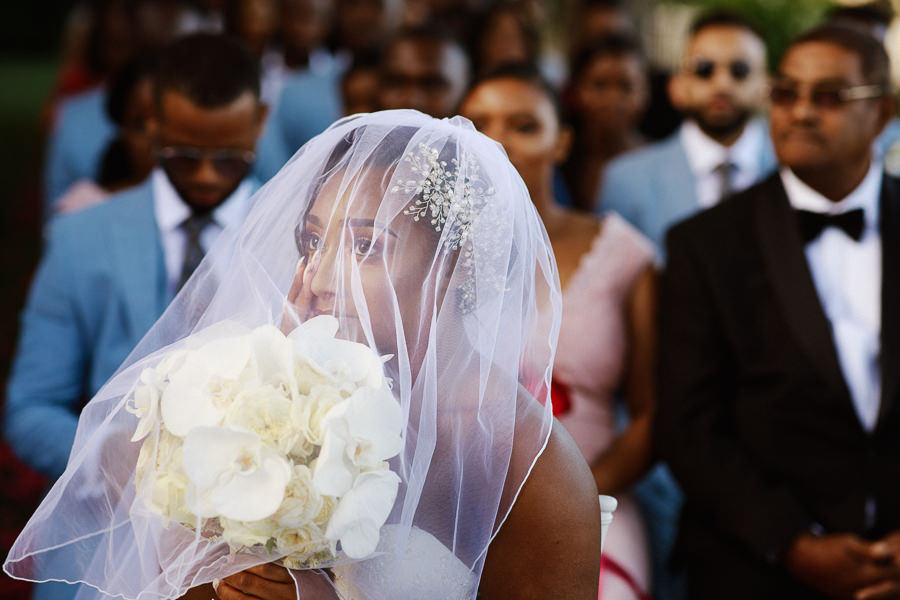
left=597, top=12, right=774, bottom=600
left=43, top=87, right=115, bottom=214
left=599, top=12, right=775, bottom=252
left=6, top=34, right=266, bottom=600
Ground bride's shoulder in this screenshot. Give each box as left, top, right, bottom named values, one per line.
left=480, top=420, right=602, bottom=599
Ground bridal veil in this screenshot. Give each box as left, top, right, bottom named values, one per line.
left=5, top=110, right=561, bottom=599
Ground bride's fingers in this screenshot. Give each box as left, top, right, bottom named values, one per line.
left=244, top=563, right=294, bottom=583
left=220, top=571, right=295, bottom=599
left=212, top=580, right=253, bottom=600
left=286, top=257, right=307, bottom=304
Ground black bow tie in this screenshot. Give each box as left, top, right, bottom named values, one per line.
left=795, top=208, right=865, bottom=244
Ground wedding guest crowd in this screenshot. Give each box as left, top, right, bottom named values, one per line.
left=4, top=0, right=900, bottom=599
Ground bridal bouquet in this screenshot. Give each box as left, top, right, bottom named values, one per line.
left=126, top=315, right=403, bottom=568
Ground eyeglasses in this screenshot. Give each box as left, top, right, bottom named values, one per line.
left=691, top=59, right=752, bottom=81
left=157, top=146, right=256, bottom=179
left=769, top=81, right=886, bottom=109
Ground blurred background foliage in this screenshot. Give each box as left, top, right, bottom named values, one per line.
left=669, top=0, right=833, bottom=65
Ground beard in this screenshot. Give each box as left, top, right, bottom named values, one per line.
left=685, top=106, right=753, bottom=142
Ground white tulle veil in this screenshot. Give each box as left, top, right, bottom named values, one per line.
left=4, top=110, right=561, bottom=599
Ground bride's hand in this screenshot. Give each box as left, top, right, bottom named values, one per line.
left=216, top=564, right=295, bottom=600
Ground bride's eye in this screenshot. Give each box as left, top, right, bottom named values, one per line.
left=353, top=237, right=373, bottom=257
left=298, top=231, right=321, bottom=255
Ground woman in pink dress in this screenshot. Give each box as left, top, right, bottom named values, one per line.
left=461, top=64, right=657, bottom=600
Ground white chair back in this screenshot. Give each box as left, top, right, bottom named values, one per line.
left=598, top=495, right=618, bottom=554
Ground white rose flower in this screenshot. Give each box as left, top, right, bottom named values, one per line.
left=160, top=335, right=254, bottom=437
left=224, top=384, right=298, bottom=455
left=182, top=426, right=291, bottom=521
left=151, top=470, right=193, bottom=524
left=274, top=464, right=324, bottom=527
left=313, top=386, right=404, bottom=497
left=325, top=470, right=401, bottom=559
left=275, top=523, right=331, bottom=563
left=292, top=384, right=344, bottom=448
left=135, top=429, right=183, bottom=486
left=219, top=517, right=278, bottom=548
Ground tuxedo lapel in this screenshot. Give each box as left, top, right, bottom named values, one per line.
left=110, top=182, right=166, bottom=341
left=878, top=175, right=900, bottom=424
left=754, top=174, right=851, bottom=399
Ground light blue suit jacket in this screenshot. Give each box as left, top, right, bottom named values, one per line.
left=598, top=121, right=777, bottom=252
left=253, top=69, right=342, bottom=181
left=6, top=180, right=167, bottom=482
left=43, top=87, right=115, bottom=215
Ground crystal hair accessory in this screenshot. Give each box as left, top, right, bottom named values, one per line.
left=393, top=142, right=503, bottom=313
left=394, top=143, right=495, bottom=251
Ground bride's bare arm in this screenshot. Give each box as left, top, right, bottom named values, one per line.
left=479, top=420, right=603, bottom=599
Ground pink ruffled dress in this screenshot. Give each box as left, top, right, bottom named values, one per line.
left=554, top=213, right=654, bottom=600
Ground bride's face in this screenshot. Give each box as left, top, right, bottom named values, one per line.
left=287, top=169, right=442, bottom=356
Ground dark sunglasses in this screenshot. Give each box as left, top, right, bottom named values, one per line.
left=158, top=146, right=256, bottom=179
left=770, top=82, right=885, bottom=109
left=691, top=59, right=752, bottom=81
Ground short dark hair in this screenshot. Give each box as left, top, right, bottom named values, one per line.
left=569, top=33, right=644, bottom=82
left=383, top=22, right=465, bottom=61
left=470, top=4, right=540, bottom=67
left=106, top=51, right=157, bottom=126
left=787, top=24, right=891, bottom=88
left=828, top=2, right=894, bottom=29
left=463, top=62, right=563, bottom=124
left=341, top=50, right=381, bottom=86
left=689, top=9, right=765, bottom=43
left=154, top=33, right=261, bottom=110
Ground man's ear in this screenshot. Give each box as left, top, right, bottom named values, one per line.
left=145, top=115, right=160, bottom=143
left=554, top=124, right=574, bottom=165
left=876, top=93, right=896, bottom=136
left=257, top=102, right=270, bottom=131
left=667, top=73, right=686, bottom=110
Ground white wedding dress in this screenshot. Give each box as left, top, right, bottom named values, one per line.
left=333, top=526, right=477, bottom=600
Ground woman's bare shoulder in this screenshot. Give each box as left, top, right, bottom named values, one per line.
left=479, top=421, right=602, bottom=599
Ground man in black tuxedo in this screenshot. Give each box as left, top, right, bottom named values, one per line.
left=657, top=24, right=900, bottom=599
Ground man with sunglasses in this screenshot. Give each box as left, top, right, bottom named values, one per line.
left=657, top=25, right=900, bottom=599
left=596, top=12, right=773, bottom=600
left=5, top=33, right=264, bottom=546
left=598, top=10, right=774, bottom=250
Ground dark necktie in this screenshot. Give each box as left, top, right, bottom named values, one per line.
left=177, top=212, right=213, bottom=292
left=794, top=208, right=865, bottom=244
left=714, top=161, right=737, bottom=201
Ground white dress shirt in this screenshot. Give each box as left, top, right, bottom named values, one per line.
left=781, top=163, right=883, bottom=432
left=152, top=168, right=254, bottom=300
left=680, top=119, right=767, bottom=208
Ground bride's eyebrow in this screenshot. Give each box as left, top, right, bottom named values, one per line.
left=348, top=218, right=398, bottom=238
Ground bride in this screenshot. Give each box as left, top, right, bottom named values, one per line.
left=6, top=110, right=602, bottom=599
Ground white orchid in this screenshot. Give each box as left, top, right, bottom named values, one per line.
left=288, top=316, right=386, bottom=389
left=182, top=426, right=292, bottom=521
left=325, top=470, right=401, bottom=559
left=131, top=319, right=403, bottom=568
left=249, top=325, right=296, bottom=389
left=313, top=386, right=404, bottom=497
left=160, top=335, right=254, bottom=436
left=127, top=368, right=162, bottom=442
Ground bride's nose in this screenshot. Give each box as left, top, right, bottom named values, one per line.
left=308, top=246, right=338, bottom=304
